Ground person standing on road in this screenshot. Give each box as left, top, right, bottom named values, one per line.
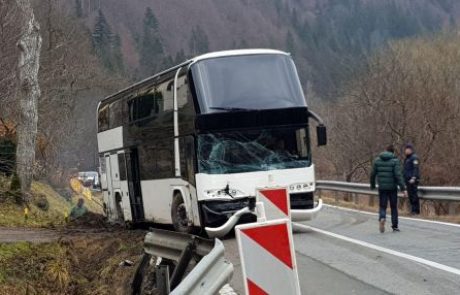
left=370, top=145, right=406, bottom=233
left=403, top=144, right=421, bottom=215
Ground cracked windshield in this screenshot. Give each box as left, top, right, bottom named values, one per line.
left=198, top=127, right=310, bottom=174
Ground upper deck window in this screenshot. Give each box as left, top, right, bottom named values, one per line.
left=98, top=104, right=109, bottom=131
left=191, top=54, right=306, bottom=113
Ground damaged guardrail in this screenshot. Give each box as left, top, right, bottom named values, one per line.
left=171, top=239, right=232, bottom=295
left=132, top=229, right=233, bottom=295
left=316, top=180, right=460, bottom=201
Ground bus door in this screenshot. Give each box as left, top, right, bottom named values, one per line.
left=125, top=149, right=145, bottom=222
left=109, top=153, right=125, bottom=220
left=104, top=154, right=117, bottom=220
left=116, top=152, right=132, bottom=222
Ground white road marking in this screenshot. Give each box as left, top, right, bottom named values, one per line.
left=293, top=223, right=460, bottom=277
left=323, top=204, right=460, bottom=228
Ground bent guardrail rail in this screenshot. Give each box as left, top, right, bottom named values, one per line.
left=133, top=229, right=233, bottom=295
left=316, top=180, right=460, bottom=201
left=171, top=239, right=233, bottom=295
left=144, top=229, right=214, bottom=261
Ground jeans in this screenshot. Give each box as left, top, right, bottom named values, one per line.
left=406, top=183, right=420, bottom=214
left=379, top=190, right=398, bottom=228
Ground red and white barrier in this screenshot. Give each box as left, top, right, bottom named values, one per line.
left=235, top=219, right=301, bottom=295
left=256, top=187, right=290, bottom=221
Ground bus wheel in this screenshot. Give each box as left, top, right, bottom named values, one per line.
left=171, top=193, right=193, bottom=233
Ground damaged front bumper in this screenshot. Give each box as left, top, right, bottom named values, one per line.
left=203, top=195, right=323, bottom=238
left=205, top=206, right=254, bottom=238
left=201, top=198, right=257, bottom=238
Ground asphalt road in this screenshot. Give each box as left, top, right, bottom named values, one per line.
left=224, top=205, right=460, bottom=294
left=0, top=227, right=59, bottom=243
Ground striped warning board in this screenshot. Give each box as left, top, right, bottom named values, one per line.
left=236, top=219, right=301, bottom=295
left=256, top=187, right=290, bottom=220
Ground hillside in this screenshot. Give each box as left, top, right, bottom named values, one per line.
left=74, top=0, right=460, bottom=98
left=5, top=0, right=459, bottom=174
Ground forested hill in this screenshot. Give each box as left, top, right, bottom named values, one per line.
left=74, top=0, right=460, bottom=98
left=2, top=0, right=459, bottom=181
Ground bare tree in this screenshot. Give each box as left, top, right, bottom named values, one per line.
left=318, top=33, right=460, bottom=185
left=32, top=0, right=126, bottom=175
left=14, top=0, right=42, bottom=195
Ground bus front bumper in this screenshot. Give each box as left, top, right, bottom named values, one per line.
left=204, top=198, right=323, bottom=238
left=205, top=206, right=254, bottom=238
left=291, top=199, right=323, bottom=221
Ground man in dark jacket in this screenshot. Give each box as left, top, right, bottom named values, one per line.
left=404, top=144, right=421, bottom=215
left=371, top=145, right=406, bottom=233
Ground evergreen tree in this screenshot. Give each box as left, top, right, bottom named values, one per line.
left=286, top=31, right=295, bottom=54
left=111, top=34, right=124, bottom=73
left=174, top=49, right=186, bottom=64
left=189, top=26, right=209, bottom=55
left=144, top=7, right=159, bottom=32
left=75, top=0, right=83, bottom=18
left=92, top=10, right=124, bottom=73
left=139, top=7, right=165, bottom=77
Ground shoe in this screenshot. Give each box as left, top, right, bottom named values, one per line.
left=392, top=227, right=400, bottom=232
left=379, top=219, right=385, bottom=233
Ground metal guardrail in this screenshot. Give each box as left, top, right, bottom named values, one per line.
left=171, top=239, right=233, bottom=295
left=316, top=180, right=460, bottom=202
left=144, top=229, right=214, bottom=261
left=134, top=229, right=233, bottom=295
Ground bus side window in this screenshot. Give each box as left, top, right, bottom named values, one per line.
left=109, top=100, right=123, bottom=129
left=128, top=94, right=159, bottom=126
left=156, top=148, right=174, bottom=178
left=177, top=73, right=196, bottom=135
left=180, top=136, right=196, bottom=185
left=98, top=105, right=109, bottom=132
left=118, top=154, right=127, bottom=181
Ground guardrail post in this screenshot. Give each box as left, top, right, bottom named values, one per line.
left=368, top=195, right=374, bottom=207
left=448, top=201, right=458, bottom=215
left=155, top=265, right=171, bottom=295
left=170, top=242, right=194, bottom=290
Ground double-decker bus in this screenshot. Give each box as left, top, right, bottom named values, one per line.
left=97, top=49, right=326, bottom=236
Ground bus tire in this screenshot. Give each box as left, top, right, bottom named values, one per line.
left=171, top=193, right=193, bottom=233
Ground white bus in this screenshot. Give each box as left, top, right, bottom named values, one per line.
left=97, top=49, right=326, bottom=236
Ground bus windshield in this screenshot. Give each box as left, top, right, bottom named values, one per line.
left=191, top=54, right=306, bottom=113
left=197, top=127, right=311, bottom=174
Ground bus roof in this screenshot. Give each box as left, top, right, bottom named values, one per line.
left=99, top=49, right=290, bottom=107
left=190, top=49, right=289, bottom=63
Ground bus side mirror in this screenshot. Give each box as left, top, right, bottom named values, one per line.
left=317, top=125, right=327, bottom=146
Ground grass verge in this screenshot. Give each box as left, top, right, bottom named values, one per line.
left=0, top=177, right=104, bottom=228
left=0, top=230, right=145, bottom=295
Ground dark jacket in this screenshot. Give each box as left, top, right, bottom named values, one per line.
left=370, top=152, right=406, bottom=191
left=404, top=153, right=420, bottom=183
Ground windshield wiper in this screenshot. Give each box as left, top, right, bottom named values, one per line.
left=209, top=106, right=256, bottom=112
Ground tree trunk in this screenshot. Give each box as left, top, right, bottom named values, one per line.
left=15, top=0, right=42, bottom=196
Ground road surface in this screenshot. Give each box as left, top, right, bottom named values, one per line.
left=0, top=227, right=59, bottom=243
left=224, top=205, right=460, bottom=294
left=0, top=227, right=124, bottom=243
